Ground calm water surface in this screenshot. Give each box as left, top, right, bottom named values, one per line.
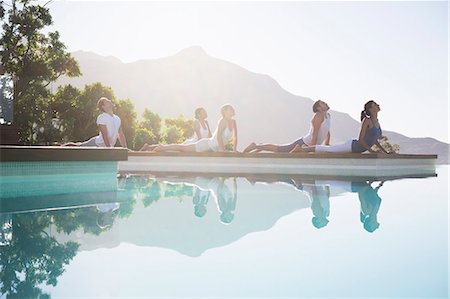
left=0, top=166, right=448, bottom=298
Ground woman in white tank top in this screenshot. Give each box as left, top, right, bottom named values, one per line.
left=154, top=104, right=238, bottom=153
left=183, top=107, right=212, bottom=144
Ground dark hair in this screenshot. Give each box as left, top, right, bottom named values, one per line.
left=360, top=100, right=376, bottom=121
left=312, top=100, right=323, bottom=113
left=194, top=107, right=205, bottom=120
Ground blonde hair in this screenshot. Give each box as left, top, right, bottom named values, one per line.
left=97, top=97, right=109, bottom=112
left=220, top=104, right=234, bottom=117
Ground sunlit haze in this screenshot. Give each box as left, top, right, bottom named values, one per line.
left=47, top=1, right=448, bottom=143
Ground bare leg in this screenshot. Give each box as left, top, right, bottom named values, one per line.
left=243, top=142, right=280, bottom=153
left=62, top=142, right=80, bottom=147
left=140, top=143, right=158, bottom=151
left=290, top=144, right=316, bottom=153
left=154, top=143, right=196, bottom=152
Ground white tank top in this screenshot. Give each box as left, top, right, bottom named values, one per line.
left=184, top=120, right=210, bottom=144
left=302, top=113, right=331, bottom=146
left=209, top=127, right=233, bottom=151
left=198, top=121, right=210, bottom=139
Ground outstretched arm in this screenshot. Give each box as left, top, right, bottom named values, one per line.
left=232, top=120, right=238, bottom=151
left=310, top=113, right=324, bottom=145
left=324, top=131, right=331, bottom=145
left=374, top=140, right=390, bottom=154
left=118, top=127, right=128, bottom=149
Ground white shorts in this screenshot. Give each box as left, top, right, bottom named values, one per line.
left=195, top=138, right=213, bottom=152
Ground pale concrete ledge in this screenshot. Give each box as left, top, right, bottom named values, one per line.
left=121, top=152, right=437, bottom=177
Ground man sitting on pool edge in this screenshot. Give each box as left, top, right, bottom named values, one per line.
left=64, top=97, right=128, bottom=148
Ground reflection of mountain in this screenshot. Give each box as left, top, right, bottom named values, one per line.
left=51, top=178, right=311, bottom=257
left=56, top=47, right=449, bottom=163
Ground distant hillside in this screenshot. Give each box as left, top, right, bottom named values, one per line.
left=55, top=46, right=449, bottom=163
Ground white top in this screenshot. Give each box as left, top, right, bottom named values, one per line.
left=208, top=127, right=233, bottom=151
left=95, top=113, right=121, bottom=147
left=302, top=113, right=331, bottom=146
left=184, top=120, right=210, bottom=144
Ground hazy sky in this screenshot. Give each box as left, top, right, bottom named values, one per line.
left=46, top=1, right=448, bottom=142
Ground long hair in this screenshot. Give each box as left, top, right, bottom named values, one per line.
left=361, top=100, right=376, bottom=121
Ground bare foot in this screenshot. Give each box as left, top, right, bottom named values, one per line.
left=243, top=142, right=257, bottom=153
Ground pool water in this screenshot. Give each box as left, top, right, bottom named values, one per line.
left=0, top=166, right=448, bottom=298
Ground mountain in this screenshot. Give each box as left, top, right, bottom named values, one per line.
left=55, top=46, right=449, bottom=163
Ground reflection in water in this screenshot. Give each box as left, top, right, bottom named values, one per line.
left=0, top=173, right=432, bottom=297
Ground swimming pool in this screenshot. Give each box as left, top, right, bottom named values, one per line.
left=0, top=166, right=448, bottom=298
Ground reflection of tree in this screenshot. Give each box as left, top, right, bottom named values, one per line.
left=52, top=208, right=107, bottom=236
left=142, top=181, right=162, bottom=207
left=164, top=183, right=193, bottom=200
left=0, top=212, right=79, bottom=298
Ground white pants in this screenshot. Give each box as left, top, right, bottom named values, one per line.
left=315, top=139, right=353, bottom=153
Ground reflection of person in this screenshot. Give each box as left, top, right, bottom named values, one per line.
left=309, top=185, right=331, bottom=229
left=352, top=181, right=383, bottom=233
left=192, top=185, right=211, bottom=218
left=96, top=202, right=120, bottom=229
left=64, top=97, right=128, bottom=148
left=153, top=104, right=238, bottom=152
left=216, top=178, right=238, bottom=224
left=243, top=100, right=331, bottom=153
left=291, top=100, right=391, bottom=154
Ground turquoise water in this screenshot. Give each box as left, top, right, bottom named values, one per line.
left=0, top=166, right=448, bottom=298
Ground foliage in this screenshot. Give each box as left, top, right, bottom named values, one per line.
left=114, top=97, right=137, bottom=146
left=164, top=114, right=193, bottom=140
left=133, top=127, right=156, bottom=150
left=371, top=135, right=400, bottom=153
left=140, top=108, right=161, bottom=142
left=161, top=125, right=184, bottom=144
left=163, top=183, right=193, bottom=199
left=0, top=0, right=81, bottom=143
left=0, top=212, right=79, bottom=298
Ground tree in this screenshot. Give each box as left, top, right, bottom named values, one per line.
left=161, top=125, right=184, bottom=144
left=164, top=114, right=193, bottom=140
left=140, top=108, right=161, bottom=142
left=133, top=127, right=156, bottom=150
left=0, top=0, right=81, bottom=143
left=115, top=98, right=137, bottom=147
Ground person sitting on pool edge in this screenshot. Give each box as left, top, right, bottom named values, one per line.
left=243, top=100, right=331, bottom=153
left=64, top=97, right=128, bottom=148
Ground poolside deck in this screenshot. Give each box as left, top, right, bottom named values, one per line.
left=121, top=152, right=437, bottom=177
left=0, top=146, right=438, bottom=177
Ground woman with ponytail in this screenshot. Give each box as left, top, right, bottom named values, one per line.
left=291, top=101, right=392, bottom=154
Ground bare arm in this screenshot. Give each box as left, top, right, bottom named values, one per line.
left=216, top=119, right=226, bottom=152
left=310, top=113, right=324, bottom=145
left=232, top=119, right=238, bottom=151
left=193, top=121, right=201, bottom=140
left=118, top=127, right=128, bottom=148
left=98, top=124, right=110, bottom=147
left=206, top=120, right=212, bottom=138
left=324, top=131, right=331, bottom=145
left=374, top=140, right=390, bottom=154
